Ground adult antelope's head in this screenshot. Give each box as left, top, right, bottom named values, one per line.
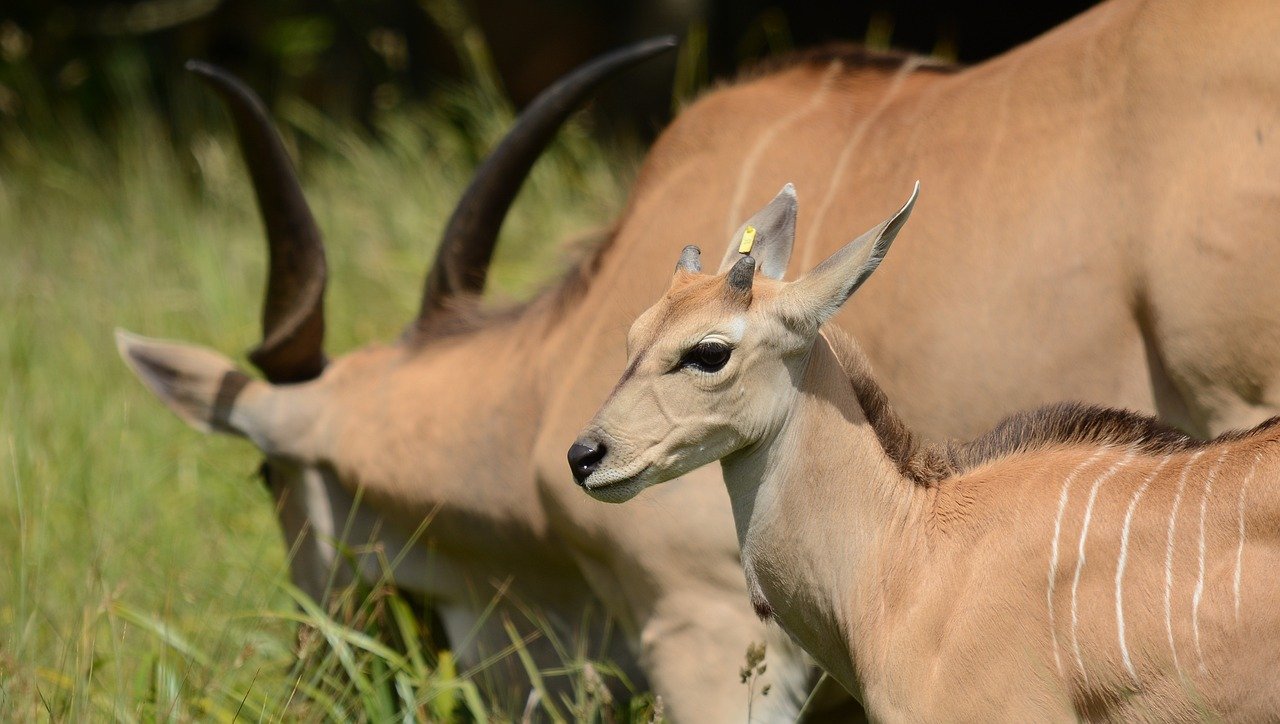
left=115, top=39, right=674, bottom=601
left=570, top=181, right=918, bottom=503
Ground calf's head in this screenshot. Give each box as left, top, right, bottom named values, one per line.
left=570, top=182, right=918, bottom=503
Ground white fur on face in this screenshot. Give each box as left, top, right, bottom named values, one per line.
left=724, top=315, right=747, bottom=344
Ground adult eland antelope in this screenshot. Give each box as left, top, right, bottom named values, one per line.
left=574, top=183, right=1280, bottom=719
left=118, top=40, right=675, bottom=710
left=118, top=39, right=837, bottom=721
left=119, top=0, right=1280, bottom=719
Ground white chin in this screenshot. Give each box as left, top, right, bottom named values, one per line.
left=583, top=472, right=649, bottom=503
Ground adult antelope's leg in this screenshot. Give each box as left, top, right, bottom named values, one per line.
left=1126, top=32, right=1280, bottom=438
left=638, top=590, right=817, bottom=722
left=1141, top=215, right=1280, bottom=438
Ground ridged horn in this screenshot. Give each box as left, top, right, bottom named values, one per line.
left=726, top=254, right=756, bottom=294
left=188, top=61, right=328, bottom=384
left=413, top=36, right=678, bottom=332
left=676, top=245, right=702, bottom=273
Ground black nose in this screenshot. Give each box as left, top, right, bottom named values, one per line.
left=568, top=439, right=607, bottom=485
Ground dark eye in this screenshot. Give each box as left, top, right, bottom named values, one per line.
left=680, top=341, right=732, bottom=372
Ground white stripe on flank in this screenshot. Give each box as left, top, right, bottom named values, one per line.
left=723, top=64, right=840, bottom=237
left=800, top=58, right=924, bottom=269
left=1192, top=451, right=1228, bottom=675
left=1047, top=449, right=1107, bottom=677
left=1234, top=453, right=1261, bottom=624
left=1116, top=455, right=1172, bottom=684
left=1164, top=449, right=1205, bottom=680
left=1070, top=450, right=1136, bottom=684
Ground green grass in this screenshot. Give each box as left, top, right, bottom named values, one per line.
left=0, top=65, right=644, bottom=720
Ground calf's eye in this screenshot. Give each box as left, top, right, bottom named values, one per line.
left=681, top=341, right=731, bottom=372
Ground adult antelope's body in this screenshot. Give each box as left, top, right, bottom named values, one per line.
left=576, top=185, right=1280, bottom=718
left=120, top=0, right=1280, bottom=719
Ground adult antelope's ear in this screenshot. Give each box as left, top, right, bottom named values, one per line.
left=116, top=329, right=314, bottom=459
left=779, top=182, right=919, bottom=332
left=717, top=183, right=797, bottom=280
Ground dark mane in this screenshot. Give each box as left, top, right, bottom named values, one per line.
left=951, top=403, right=1280, bottom=476
left=828, top=329, right=1280, bottom=486
left=734, top=43, right=960, bottom=83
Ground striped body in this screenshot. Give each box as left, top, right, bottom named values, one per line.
left=906, top=438, right=1280, bottom=718
left=720, top=329, right=1280, bottom=720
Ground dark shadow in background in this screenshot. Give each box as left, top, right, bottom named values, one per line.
left=0, top=0, right=1099, bottom=139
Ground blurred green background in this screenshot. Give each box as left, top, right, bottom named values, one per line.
left=0, top=0, right=1099, bottom=719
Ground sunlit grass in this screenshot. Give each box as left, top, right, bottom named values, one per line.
left=0, top=61, right=644, bottom=719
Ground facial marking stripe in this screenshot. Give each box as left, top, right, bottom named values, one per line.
left=1234, top=452, right=1261, bottom=624
left=1192, top=450, right=1228, bottom=675
left=1164, top=449, right=1205, bottom=680
left=1048, top=449, right=1107, bottom=678
left=1070, top=450, right=1135, bottom=684
left=604, top=348, right=648, bottom=405
left=1116, top=455, right=1171, bottom=684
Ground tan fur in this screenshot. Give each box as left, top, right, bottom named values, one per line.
left=121, top=1, right=1280, bottom=720
left=581, top=258, right=1280, bottom=719
left=833, top=331, right=1280, bottom=487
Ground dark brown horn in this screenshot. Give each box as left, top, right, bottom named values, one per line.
left=726, top=255, right=756, bottom=294
left=188, top=61, right=328, bottom=384
left=676, top=245, right=702, bottom=273
left=414, top=36, right=677, bottom=332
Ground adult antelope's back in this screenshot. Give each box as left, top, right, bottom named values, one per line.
left=120, top=0, right=1280, bottom=719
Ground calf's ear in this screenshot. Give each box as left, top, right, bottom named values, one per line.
left=717, top=183, right=798, bottom=281
left=778, top=182, right=919, bottom=332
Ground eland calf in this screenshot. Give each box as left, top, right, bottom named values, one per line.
left=573, top=184, right=1280, bottom=719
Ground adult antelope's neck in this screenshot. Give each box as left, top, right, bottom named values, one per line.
left=328, top=322, right=555, bottom=536
left=719, top=332, right=930, bottom=691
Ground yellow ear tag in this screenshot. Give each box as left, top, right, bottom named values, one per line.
left=738, top=225, right=756, bottom=254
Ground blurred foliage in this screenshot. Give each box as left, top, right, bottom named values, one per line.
left=0, top=0, right=664, bottom=148
left=0, top=0, right=1101, bottom=156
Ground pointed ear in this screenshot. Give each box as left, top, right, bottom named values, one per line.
left=115, top=330, right=275, bottom=442
left=717, top=183, right=797, bottom=280
left=779, top=182, right=918, bottom=331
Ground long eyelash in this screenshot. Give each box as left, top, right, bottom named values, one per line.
left=676, top=341, right=732, bottom=374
